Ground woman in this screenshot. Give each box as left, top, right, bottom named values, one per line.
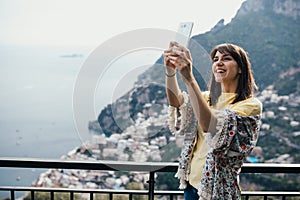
left=164, top=42, right=262, bottom=200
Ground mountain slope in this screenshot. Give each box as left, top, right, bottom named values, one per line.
left=95, top=0, right=300, bottom=142
left=136, top=0, right=300, bottom=89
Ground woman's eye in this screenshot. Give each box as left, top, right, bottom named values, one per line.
left=223, top=57, right=232, bottom=61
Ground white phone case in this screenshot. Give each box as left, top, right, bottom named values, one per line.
left=174, top=22, right=194, bottom=47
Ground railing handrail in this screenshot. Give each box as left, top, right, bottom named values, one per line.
left=0, top=186, right=300, bottom=196
left=0, top=157, right=300, bottom=173
left=0, top=157, right=178, bottom=172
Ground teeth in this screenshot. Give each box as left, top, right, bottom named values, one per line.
left=216, top=69, right=225, bottom=73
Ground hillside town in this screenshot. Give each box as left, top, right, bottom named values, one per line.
left=33, top=103, right=176, bottom=190
left=32, top=83, right=300, bottom=191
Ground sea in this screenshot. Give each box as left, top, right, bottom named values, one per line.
left=0, top=44, right=162, bottom=199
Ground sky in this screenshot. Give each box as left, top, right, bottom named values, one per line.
left=0, top=0, right=245, bottom=47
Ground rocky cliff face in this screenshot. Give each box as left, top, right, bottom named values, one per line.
left=236, top=0, right=265, bottom=16
left=273, top=0, right=300, bottom=20
left=93, top=83, right=167, bottom=136
left=236, top=0, right=300, bottom=20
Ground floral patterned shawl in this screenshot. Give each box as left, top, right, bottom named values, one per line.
left=168, top=92, right=262, bottom=200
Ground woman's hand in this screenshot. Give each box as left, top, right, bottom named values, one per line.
left=163, top=42, right=177, bottom=74
left=164, top=41, right=194, bottom=83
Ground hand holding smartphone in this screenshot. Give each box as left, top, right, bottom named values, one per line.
left=164, top=22, right=194, bottom=71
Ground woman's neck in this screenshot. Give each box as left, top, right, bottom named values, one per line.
left=221, top=82, right=238, bottom=93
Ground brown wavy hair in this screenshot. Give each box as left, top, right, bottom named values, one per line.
left=208, top=43, right=257, bottom=106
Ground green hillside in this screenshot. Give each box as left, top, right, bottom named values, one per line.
left=137, top=0, right=300, bottom=90
left=193, top=13, right=300, bottom=88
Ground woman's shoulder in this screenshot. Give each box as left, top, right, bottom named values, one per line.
left=231, top=96, right=263, bottom=116
left=240, top=96, right=261, bottom=104
left=242, top=96, right=262, bottom=108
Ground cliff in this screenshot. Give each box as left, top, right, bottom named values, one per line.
left=134, top=0, right=300, bottom=89
left=90, top=83, right=167, bottom=137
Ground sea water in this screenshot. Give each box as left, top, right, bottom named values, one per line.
left=0, top=44, right=161, bottom=199
left=0, top=44, right=87, bottom=198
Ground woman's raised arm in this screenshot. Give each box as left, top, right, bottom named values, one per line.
left=165, top=41, right=217, bottom=132
left=164, top=43, right=184, bottom=108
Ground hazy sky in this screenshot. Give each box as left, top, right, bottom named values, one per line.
left=0, top=0, right=245, bottom=46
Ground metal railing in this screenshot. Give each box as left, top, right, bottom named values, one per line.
left=0, top=157, right=300, bottom=200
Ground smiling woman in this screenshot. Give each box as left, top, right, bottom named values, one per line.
left=164, top=42, right=262, bottom=200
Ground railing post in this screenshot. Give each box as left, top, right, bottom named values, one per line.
left=50, top=191, right=54, bottom=200
left=31, top=190, right=35, bottom=200
left=90, top=192, right=94, bottom=200
left=282, top=196, right=286, bottom=200
left=70, top=191, right=74, bottom=200
left=147, top=171, right=155, bottom=200
left=10, top=190, right=15, bottom=200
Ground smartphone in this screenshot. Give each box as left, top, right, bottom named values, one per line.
left=174, top=22, right=194, bottom=47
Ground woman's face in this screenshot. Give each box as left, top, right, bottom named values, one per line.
left=212, top=51, right=241, bottom=84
